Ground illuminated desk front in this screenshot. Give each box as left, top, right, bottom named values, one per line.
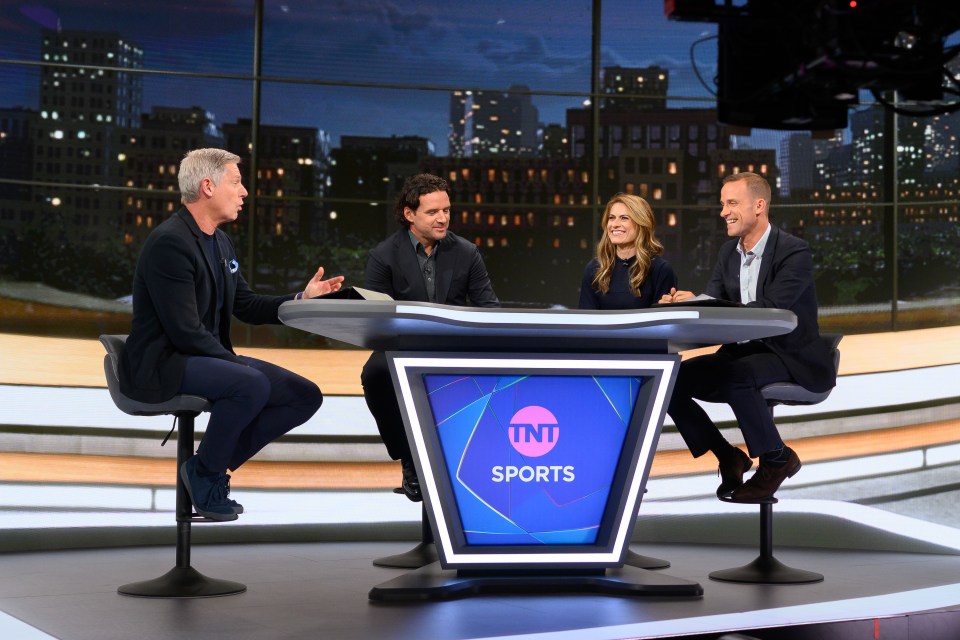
left=280, top=301, right=796, bottom=600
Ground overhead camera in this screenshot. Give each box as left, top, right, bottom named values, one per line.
left=666, top=0, right=960, bottom=130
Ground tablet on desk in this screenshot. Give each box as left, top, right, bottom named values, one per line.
left=310, top=286, right=393, bottom=301
left=653, top=295, right=739, bottom=308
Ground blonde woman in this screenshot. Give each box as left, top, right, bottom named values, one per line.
left=579, top=193, right=677, bottom=309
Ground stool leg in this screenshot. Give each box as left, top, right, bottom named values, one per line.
left=118, top=413, right=246, bottom=598
left=373, top=504, right=439, bottom=568
left=709, top=503, right=824, bottom=584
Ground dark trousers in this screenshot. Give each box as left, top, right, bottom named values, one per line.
left=360, top=351, right=410, bottom=462
left=667, top=342, right=792, bottom=459
left=179, top=355, right=323, bottom=472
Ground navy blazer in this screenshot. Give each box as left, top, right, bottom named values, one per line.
left=365, top=228, right=500, bottom=307
left=707, top=225, right=836, bottom=393
left=120, top=208, right=294, bottom=403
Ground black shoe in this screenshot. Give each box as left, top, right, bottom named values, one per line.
left=400, top=459, right=422, bottom=502
left=180, top=455, right=238, bottom=521
left=728, top=447, right=802, bottom=503
left=716, top=447, right=753, bottom=498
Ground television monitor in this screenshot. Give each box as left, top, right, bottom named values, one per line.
left=390, top=353, right=678, bottom=570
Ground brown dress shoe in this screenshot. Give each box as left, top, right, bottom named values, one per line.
left=716, top=447, right=753, bottom=498
left=728, top=447, right=801, bottom=503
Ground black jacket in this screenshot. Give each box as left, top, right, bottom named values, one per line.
left=364, top=228, right=500, bottom=307
left=707, top=225, right=836, bottom=392
left=120, top=208, right=293, bottom=403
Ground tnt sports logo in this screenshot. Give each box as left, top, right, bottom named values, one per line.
left=493, top=405, right=574, bottom=483
left=508, top=405, right=559, bottom=457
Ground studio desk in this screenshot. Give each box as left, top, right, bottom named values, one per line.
left=279, top=299, right=796, bottom=601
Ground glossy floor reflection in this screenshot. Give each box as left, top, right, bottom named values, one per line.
left=3, top=540, right=960, bottom=640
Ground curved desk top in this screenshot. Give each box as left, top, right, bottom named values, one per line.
left=279, top=300, right=797, bottom=353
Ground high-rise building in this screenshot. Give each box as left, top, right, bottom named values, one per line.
left=223, top=119, right=329, bottom=242
left=566, top=107, right=729, bottom=205
left=422, top=155, right=602, bottom=306
left=327, top=135, right=433, bottom=241
left=448, top=86, right=539, bottom=158
left=600, top=66, right=669, bottom=110
left=120, top=106, right=223, bottom=244
left=34, top=29, right=144, bottom=244
left=540, top=124, right=568, bottom=160
left=0, top=108, right=36, bottom=240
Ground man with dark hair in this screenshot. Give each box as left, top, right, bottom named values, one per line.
left=659, top=171, right=835, bottom=502
left=362, top=173, right=500, bottom=500
left=121, top=148, right=344, bottom=521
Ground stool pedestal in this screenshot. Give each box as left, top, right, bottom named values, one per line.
left=709, top=501, right=823, bottom=585
left=118, top=413, right=246, bottom=598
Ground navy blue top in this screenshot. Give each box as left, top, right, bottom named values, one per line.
left=578, top=255, right=678, bottom=310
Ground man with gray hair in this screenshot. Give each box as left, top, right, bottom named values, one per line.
left=120, top=148, right=344, bottom=520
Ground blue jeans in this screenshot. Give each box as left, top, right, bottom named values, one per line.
left=179, top=355, right=322, bottom=472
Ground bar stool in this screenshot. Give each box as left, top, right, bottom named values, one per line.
left=100, top=335, right=246, bottom=598
left=711, top=334, right=842, bottom=585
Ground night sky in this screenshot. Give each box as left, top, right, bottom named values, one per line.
left=0, top=0, right=721, bottom=154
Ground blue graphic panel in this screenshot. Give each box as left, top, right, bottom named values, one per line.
left=423, top=374, right=644, bottom=546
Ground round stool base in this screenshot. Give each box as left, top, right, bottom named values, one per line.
left=118, top=566, right=246, bottom=598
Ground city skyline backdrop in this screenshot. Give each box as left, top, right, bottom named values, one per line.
left=1, top=0, right=959, bottom=336
left=2, top=0, right=724, bottom=155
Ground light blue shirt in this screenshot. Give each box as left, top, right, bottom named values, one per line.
left=737, top=224, right=771, bottom=304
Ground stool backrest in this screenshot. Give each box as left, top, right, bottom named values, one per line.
left=99, top=334, right=209, bottom=416
left=761, top=333, right=843, bottom=408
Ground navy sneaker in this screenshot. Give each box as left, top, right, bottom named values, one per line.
left=179, top=455, right=238, bottom=521
left=218, top=472, right=244, bottom=514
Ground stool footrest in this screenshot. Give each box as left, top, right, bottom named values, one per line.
left=177, top=514, right=229, bottom=524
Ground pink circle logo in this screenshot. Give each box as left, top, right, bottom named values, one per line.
left=508, top=405, right=559, bottom=457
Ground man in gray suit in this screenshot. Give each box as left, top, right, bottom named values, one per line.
left=362, top=173, right=500, bottom=500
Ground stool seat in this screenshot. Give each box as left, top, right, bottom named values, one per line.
left=100, top=335, right=210, bottom=417
left=100, top=334, right=245, bottom=598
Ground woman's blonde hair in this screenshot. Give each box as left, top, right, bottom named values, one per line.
left=592, top=193, right=663, bottom=296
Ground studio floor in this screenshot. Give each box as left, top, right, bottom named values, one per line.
left=4, top=538, right=960, bottom=640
